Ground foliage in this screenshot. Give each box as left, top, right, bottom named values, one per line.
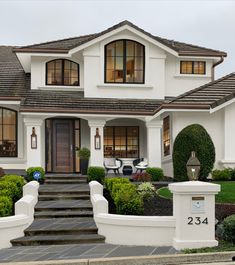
left=26, top=167, right=45, bottom=183
left=0, top=196, right=13, bottom=217
left=230, top=168, right=235, bottom=181
left=172, top=124, right=215, bottom=181
left=146, top=167, right=164, bottom=181
left=87, top=166, right=105, bottom=184
left=222, top=214, right=235, bottom=243
left=114, top=184, right=144, bottom=215
left=78, top=147, right=90, bottom=159
left=182, top=240, right=235, bottom=253
left=137, top=182, right=156, bottom=200
left=2, top=175, right=25, bottom=191
left=0, top=180, right=21, bottom=202
left=157, top=187, right=173, bottom=199
left=105, top=178, right=130, bottom=192
left=212, top=169, right=231, bottom=181
left=132, top=172, right=152, bottom=182
left=0, top=167, right=5, bottom=178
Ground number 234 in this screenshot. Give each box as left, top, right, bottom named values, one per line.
left=188, top=217, right=208, bottom=225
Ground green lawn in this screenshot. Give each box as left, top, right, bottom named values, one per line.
left=157, top=181, right=235, bottom=204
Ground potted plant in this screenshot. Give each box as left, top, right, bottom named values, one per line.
left=78, top=147, right=90, bottom=175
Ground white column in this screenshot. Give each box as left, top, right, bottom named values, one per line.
left=146, top=119, right=162, bottom=167
left=222, top=104, right=235, bottom=167
left=169, top=181, right=220, bottom=250
left=24, top=118, right=44, bottom=169
left=88, top=119, right=106, bottom=167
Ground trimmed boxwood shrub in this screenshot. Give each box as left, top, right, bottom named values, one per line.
left=146, top=167, right=164, bottom=181
left=222, top=214, right=235, bottom=243
left=212, top=169, right=231, bottom=181
left=2, top=175, right=25, bottom=191
left=87, top=166, right=105, bottom=184
left=0, top=181, right=21, bottom=202
left=173, top=124, right=215, bottom=181
left=105, top=177, right=130, bottom=192
left=0, top=196, right=13, bottom=217
left=26, top=167, right=45, bottom=183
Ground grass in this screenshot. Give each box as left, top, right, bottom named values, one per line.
left=182, top=240, right=235, bottom=253
left=157, top=181, right=235, bottom=204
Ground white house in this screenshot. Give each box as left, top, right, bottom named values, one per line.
left=0, top=20, right=234, bottom=177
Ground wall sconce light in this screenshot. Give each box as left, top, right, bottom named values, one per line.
left=94, top=128, right=101, bottom=150
left=186, top=151, right=201, bottom=181
left=31, top=127, right=37, bottom=149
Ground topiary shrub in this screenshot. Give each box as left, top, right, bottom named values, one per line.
left=0, top=181, right=20, bottom=202
left=146, top=167, right=164, bottom=181
left=2, top=175, right=26, bottom=191
left=222, top=214, right=235, bottom=243
left=114, top=184, right=143, bottom=215
left=212, top=169, right=231, bottom=181
left=87, top=166, right=105, bottom=184
left=0, top=196, right=13, bottom=217
left=26, top=167, right=45, bottom=183
left=173, top=124, right=215, bottom=181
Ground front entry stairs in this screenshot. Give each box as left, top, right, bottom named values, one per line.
left=11, top=174, right=105, bottom=246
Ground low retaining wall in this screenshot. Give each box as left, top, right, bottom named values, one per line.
left=0, top=181, right=39, bottom=249
left=89, top=181, right=176, bottom=246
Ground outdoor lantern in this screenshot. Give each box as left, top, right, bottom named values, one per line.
left=186, top=151, right=201, bottom=181
left=31, top=127, right=37, bottom=149
left=94, top=128, right=101, bottom=150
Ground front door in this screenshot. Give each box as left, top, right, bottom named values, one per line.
left=52, top=120, right=74, bottom=173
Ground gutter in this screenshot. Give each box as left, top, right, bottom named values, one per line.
left=212, top=56, right=224, bottom=81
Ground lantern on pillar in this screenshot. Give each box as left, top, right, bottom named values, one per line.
left=94, top=128, right=101, bottom=150
left=31, top=127, right=37, bottom=149
left=186, top=151, right=201, bottom=181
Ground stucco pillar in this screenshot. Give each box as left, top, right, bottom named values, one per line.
left=146, top=119, right=162, bottom=167
left=222, top=104, right=235, bottom=167
left=88, top=119, right=106, bottom=167
left=24, top=118, right=44, bottom=169
left=169, top=181, right=220, bottom=250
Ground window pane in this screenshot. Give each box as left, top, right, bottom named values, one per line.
left=55, top=60, right=62, bottom=69
left=134, top=71, right=144, bottom=83
left=194, top=61, right=205, bottom=74
left=106, top=42, right=115, bottom=57
left=0, top=125, right=2, bottom=140
left=115, top=41, right=123, bottom=56
left=135, top=57, right=144, bottom=70
left=3, top=125, right=16, bottom=141
left=106, top=56, right=114, bottom=70
left=3, top=109, right=16, bottom=124
left=106, top=70, right=115, bottom=82
left=181, top=61, right=193, bottom=74
left=163, top=116, right=170, bottom=156
left=114, top=70, right=123, bottom=82
left=126, top=41, right=135, bottom=56
left=135, top=43, right=144, bottom=57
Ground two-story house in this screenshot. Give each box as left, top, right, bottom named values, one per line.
left=1, top=20, right=235, bottom=177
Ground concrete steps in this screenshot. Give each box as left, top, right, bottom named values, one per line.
left=11, top=174, right=105, bottom=246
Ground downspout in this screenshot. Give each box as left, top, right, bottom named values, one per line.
left=212, top=56, right=224, bottom=81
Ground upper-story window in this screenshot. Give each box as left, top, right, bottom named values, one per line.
left=46, top=59, right=79, bottom=86
left=180, top=61, right=206, bottom=75
left=105, top=40, right=145, bottom=84
left=0, top=107, right=17, bottom=157
left=163, top=116, right=170, bottom=157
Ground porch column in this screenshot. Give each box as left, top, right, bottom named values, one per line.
left=146, top=119, right=162, bottom=167
left=24, top=118, right=44, bottom=169
left=88, top=119, right=106, bottom=167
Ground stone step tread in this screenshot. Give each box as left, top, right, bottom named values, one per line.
left=35, top=200, right=92, bottom=210
left=45, top=175, right=87, bottom=179
left=38, top=194, right=90, bottom=201
left=45, top=180, right=87, bottom=184
left=11, top=234, right=105, bottom=246
left=34, top=210, right=93, bottom=218
left=39, top=184, right=89, bottom=193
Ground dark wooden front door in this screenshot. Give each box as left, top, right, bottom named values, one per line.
left=52, top=120, right=74, bottom=173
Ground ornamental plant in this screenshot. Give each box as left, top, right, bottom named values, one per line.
left=137, top=182, right=156, bottom=201
left=26, top=167, right=45, bottom=183
left=146, top=167, right=164, bottom=181
left=132, top=172, right=152, bottom=182
left=87, top=166, right=105, bottom=184
left=78, top=147, right=90, bottom=159
left=222, top=214, right=235, bottom=243
left=212, top=169, right=231, bottom=181
left=0, top=180, right=21, bottom=202
left=0, top=196, right=13, bottom=217
left=173, top=124, right=215, bottom=181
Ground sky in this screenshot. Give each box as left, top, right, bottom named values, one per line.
left=0, top=0, right=235, bottom=78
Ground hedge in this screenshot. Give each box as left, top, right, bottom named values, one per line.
left=87, top=166, right=105, bottom=184
left=26, top=167, right=45, bottom=183
left=146, top=167, right=164, bottom=181
left=0, top=196, right=13, bottom=217
left=223, top=214, right=235, bottom=243
left=173, top=124, right=215, bottom=181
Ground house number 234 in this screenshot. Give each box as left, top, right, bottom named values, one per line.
left=188, top=217, right=208, bottom=225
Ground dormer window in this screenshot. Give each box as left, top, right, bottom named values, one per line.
left=180, top=61, right=206, bottom=75
left=46, top=59, right=79, bottom=86
left=105, top=40, right=144, bottom=84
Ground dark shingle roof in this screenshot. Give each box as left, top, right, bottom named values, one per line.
left=0, top=46, right=29, bottom=98
left=14, top=20, right=226, bottom=57
left=168, top=72, right=235, bottom=109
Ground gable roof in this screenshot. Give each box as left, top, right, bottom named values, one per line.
left=153, top=72, right=235, bottom=114
left=13, top=20, right=226, bottom=57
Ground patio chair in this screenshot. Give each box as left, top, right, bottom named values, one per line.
left=133, top=158, right=148, bottom=173
left=104, top=158, right=123, bottom=174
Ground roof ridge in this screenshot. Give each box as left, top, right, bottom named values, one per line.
left=170, top=72, right=235, bottom=103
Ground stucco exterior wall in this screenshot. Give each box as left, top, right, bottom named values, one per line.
left=162, top=110, right=224, bottom=177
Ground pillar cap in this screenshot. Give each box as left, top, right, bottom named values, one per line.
left=169, top=181, right=220, bottom=194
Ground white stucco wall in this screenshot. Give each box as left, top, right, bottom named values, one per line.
left=162, top=110, right=224, bottom=177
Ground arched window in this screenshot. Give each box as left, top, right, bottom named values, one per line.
left=0, top=107, right=17, bottom=157
left=46, top=59, right=79, bottom=86
left=105, top=40, right=145, bottom=84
